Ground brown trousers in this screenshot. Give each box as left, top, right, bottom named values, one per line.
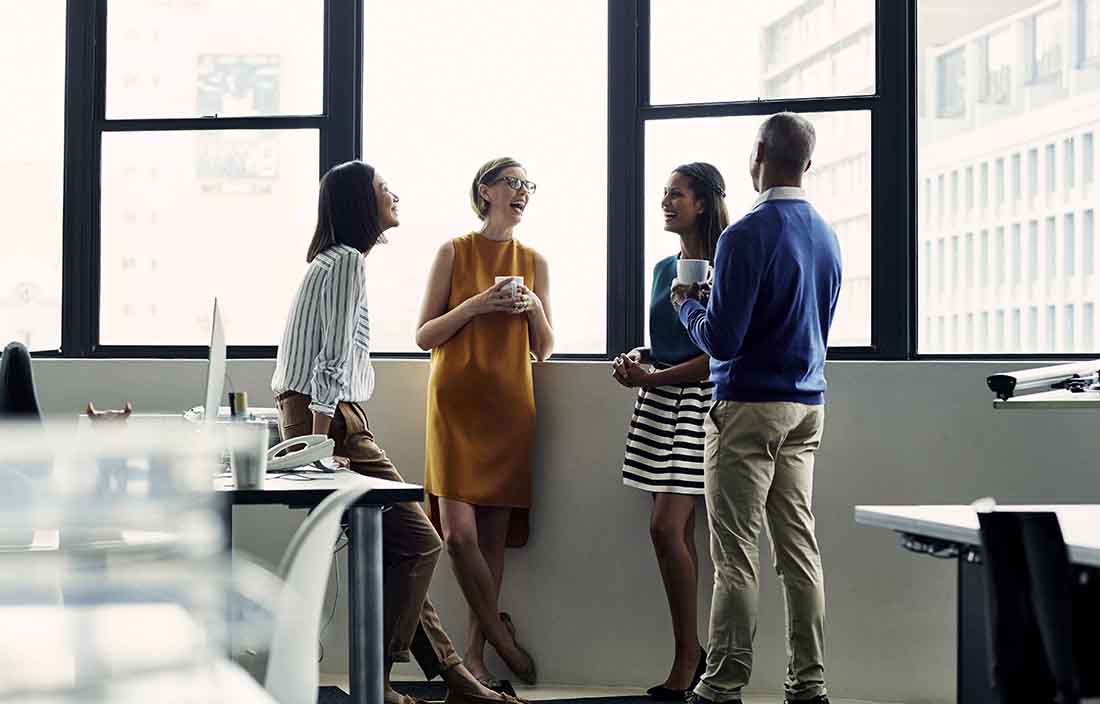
left=275, top=392, right=460, bottom=677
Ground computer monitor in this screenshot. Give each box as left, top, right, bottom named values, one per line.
left=203, top=299, right=226, bottom=425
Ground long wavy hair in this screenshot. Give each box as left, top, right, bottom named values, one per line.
left=672, top=162, right=729, bottom=262
left=307, top=160, right=385, bottom=262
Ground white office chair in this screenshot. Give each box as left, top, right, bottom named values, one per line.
left=262, top=484, right=371, bottom=704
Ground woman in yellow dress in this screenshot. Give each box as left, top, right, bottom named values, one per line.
left=415, top=157, right=554, bottom=690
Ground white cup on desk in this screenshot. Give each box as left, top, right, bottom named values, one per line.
left=494, top=275, right=524, bottom=300
left=676, top=259, right=711, bottom=286
left=228, top=421, right=268, bottom=490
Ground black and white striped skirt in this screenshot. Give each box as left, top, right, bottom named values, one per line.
left=621, top=381, right=714, bottom=495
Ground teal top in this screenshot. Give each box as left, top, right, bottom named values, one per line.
left=650, top=255, right=703, bottom=367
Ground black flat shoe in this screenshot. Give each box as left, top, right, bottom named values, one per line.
left=645, top=685, right=692, bottom=701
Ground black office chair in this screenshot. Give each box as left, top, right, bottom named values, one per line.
left=0, top=341, right=42, bottom=419
left=977, top=511, right=1096, bottom=704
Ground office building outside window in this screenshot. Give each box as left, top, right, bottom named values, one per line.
left=919, top=0, right=1100, bottom=354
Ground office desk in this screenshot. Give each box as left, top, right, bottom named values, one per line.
left=856, top=505, right=1100, bottom=704
left=217, top=471, right=423, bottom=704
left=992, top=388, right=1100, bottom=409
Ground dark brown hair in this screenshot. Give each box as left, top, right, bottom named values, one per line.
left=672, top=162, right=730, bottom=262
left=470, top=157, right=524, bottom=220
left=307, top=160, right=385, bottom=262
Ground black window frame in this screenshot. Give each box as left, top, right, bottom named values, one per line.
left=43, top=0, right=975, bottom=363
left=60, top=0, right=359, bottom=360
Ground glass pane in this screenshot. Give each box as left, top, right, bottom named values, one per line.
left=106, top=0, right=323, bottom=119
left=917, top=0, right=1100, bottom=354
left=644, top=111, right=871, bottom=347
left=0, top=2, right=64, bottom=351
left=99, top=130, right=319, bottom=345
left=362, top=1, right=608, bottom=354
left=650, top=0, right=875, bottom=104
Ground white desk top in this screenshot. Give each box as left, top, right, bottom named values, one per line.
left=993, top=388, right=1100, bottom=409
left=855, top=504, right=1100, bottom=568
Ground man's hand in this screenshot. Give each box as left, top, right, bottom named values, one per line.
left=671, top=281, right=705, bottom=312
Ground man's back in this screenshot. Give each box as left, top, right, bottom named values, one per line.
left=681, top=187, right=842, bottom=404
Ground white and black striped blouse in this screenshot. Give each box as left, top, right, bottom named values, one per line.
left=271, top=244, right=375, bottom=417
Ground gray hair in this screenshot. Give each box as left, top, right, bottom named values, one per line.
left=758, top=112, right=816, bottom=175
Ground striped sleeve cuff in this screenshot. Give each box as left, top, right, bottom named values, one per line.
left=307, top=400, right=337, bottom=417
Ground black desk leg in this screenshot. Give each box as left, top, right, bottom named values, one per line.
left=348, top=505, right=384, bottom=704
left=958, top=552, right=997, bottom=704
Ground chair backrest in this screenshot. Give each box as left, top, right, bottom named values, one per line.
left=263, top=483, right=371, bottom=704
left=0, top=342, right=42, bottom=420
left=977, top=511, right=1078, bottom=704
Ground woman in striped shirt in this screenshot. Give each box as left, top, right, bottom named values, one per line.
left=611, top=163, right=729, bottom=701
left=272, top=160, right=520, bottom=704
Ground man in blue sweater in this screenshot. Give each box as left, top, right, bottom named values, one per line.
left=673, top=112, right=841, bottom=704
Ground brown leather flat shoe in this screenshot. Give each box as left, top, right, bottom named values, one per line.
left=498, top=612, right=537, bottom=686
left=444, top=691, right=529, bottom=704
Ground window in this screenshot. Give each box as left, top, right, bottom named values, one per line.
left=965, top=166, right=974, bottom=214
left=1028, top=306, right=1039, bottom=351
left=1086, top=303, right=1095, bottom=350
left=100, top=130, right=319, bottom=345
left=1087, top=210, right=1096, bottom=276
left=1012, top=153, right=1023, bottom=200
left=995, top=158, right=1005, bottom=206
left=1085, top=133, right=1096, bottom=184
left=980, top=311, right=990, bottom=351
left=1046, top=143, right=1057, bottom=195
left=1028, top=148, right=1039, bottom=199
left=980, top=162, right=989, bottom=209
left=0, top=2, right=64, bottom=351
left=1032, top=8, right=1064, bottom=83
left=995, top=227, right=1006, bottom=285
left=90, top=0, right=328, bottom=349
left=1081, top=0, right=1100, bottom=64
left=965, top=232, right=974, bottom=288
left=965, top=313, right=974, bottom=351
left=1046, top=305, right=1057, bottom=351
left=1065, top=138, right=1076, bottom=191
left=1066, top=304, right=1076, bottom=351
left=937, top=48, right=967, bottom=118
left=650, top=0, right=877, bottom=104
left=1029, top=221, right=1039, bottom=282
left=105, top=0, right=324, bottom=119
left=1046, top=217, right=1057, bottom=280
left=1012, top=308, right=1022, bottom=349
left=951, top=235, right=960, bottom=290
left=996, top=309, right=1006, bottom=348
left=924, top=241, right=932, bottom=296
left=1065, top=213, right=1076, bottom=277
left=981, top=29, right=1013, bottom=104
left=950, top=170, right=959, bottom=218
left=924, top=178, right=933, bottom=223
left=646, top=112, right=872, bottom=346
left=1012, top=224, right=1023, bottom=283
left=938, top=238, right=946, bottom=292
left=938, top=174, right=946, bottom=222
left=980, top=230, right=989, bottom=288
left=362, top=0, right=608, bottom=354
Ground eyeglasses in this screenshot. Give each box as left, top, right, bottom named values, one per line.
left=493, top=176, right=537, bottom=193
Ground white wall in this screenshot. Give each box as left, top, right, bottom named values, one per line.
left=29, top=358, right=1100, bottom=703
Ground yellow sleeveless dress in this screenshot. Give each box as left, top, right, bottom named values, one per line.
left=425, top=233, right=538, bottom=547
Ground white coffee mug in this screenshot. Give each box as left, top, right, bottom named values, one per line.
left=494, top=275, right=524, bottom=299
left=676, top=259, right=711, bottom=285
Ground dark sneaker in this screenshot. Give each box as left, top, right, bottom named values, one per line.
left=785, top=696, right=829, bottom=704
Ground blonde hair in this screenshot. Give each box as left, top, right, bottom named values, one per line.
left=470, top=157, right=524, bottom=220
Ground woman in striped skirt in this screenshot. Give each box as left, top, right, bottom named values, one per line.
left=611, top=162, right=729, bottom=701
